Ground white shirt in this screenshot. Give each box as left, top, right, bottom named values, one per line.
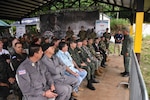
left=0, top=49, right=10, bottom=55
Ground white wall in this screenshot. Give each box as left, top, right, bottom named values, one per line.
left=133, top=23, right=150, bottom=37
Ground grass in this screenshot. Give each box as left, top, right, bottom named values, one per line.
left=140, top=35, right=150, bottom=97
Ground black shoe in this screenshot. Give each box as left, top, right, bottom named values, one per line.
left=120, top=71, right=126, bottom=75
left=87, top=80, right=96, bottom=90
left=122, top=72, right=129, bottom=77
left=87, top=84, right=96, bottom=90
left=101, top=65, right=106, bottom=68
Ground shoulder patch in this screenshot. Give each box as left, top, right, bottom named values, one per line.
left=18, top=69, right=26, bottom=75
left=12, top=56, right=16, bottom=59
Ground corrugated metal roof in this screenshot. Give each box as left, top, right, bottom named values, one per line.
left=0, top=0, right=149, bottom=20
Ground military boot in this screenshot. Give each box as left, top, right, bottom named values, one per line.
left=87, top=80, right=96, bottom=90
left=95, top=70, right=102, bottom=76
left=98, top=67, right=104, bottom=73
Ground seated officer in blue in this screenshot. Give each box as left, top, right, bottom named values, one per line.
left=16, top=44, right=58, bottom=100
left=56, top=42, right=87, bottom=96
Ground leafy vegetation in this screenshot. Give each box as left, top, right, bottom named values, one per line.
left=141, top=35, right=150, bottom=96
left=110, top=18, right=130, bottom=33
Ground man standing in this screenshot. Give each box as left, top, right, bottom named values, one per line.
left=16, top=44, right=58, bottom=100
left=121, top=27, right=133, bottom=77
left=78, top=26, right=87, bottom=40
left=103, top=28, right=111, bottom=53
left=114, top=30, right=124, bottom=56
left=66, top=26, right=74, bottom=39
left=41, top=43, right=79, bottom=99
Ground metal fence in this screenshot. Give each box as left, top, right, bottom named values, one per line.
left=130, top=50, right=149, bottom=100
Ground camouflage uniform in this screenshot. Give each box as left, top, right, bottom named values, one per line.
left=78, top=30, right=87, bottom=40
left=87, top=44, right=102, bottom=68
left=66, top=30, right=74, bottom=39
left=68, top=47, right=95, bottom=80
left=103, top=32, right=111, bottom=49
left=121, top=35, right=133, bottom=73
left=99, top=40, right=106, bottom=52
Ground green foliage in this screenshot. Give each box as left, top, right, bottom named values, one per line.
left=110, top=18, right=130, bottom=33
left=140, top=35, right=150, bottom=97
left=2, top=20, right=14, bottom=25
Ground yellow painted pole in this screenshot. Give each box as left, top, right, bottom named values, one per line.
left=134, top=12, right=144, bottom=53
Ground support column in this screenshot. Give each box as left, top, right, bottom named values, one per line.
left=134, top=0, right=144, bottom=63
left=129, top=12, right=134, bottom=36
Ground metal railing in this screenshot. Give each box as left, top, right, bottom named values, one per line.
left=129, top=50, right=149, bottom=100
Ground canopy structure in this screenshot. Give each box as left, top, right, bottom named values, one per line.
left=0, top=20, right=10, bottom=29
left=0, top=0, right=149, bottom=21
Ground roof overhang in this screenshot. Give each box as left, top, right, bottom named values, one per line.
left=0, top=0, right=149, bottom=20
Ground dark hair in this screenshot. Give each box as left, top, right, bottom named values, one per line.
left=88, top=37, right=93, bottom=40
left=51, top=38, right=59, bottom=44
left=29, top=44, right=41, bottom=57
left=58, top=42, right=66, bottom=50
left=14, top=42, right=22, bottom=47
left=69, top=40, right=76, bottom=45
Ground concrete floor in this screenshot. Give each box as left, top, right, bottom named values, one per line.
left=77, top=55, right=129, bottom=100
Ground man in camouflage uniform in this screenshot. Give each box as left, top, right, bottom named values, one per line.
left=103, top=28, right=111, bottom=53
left=98, top=37, right=108, bottom=67
left=86, top=28, right=97, bottom=39
left=121, top=27, right=133, bottom=77
left=87, top=38, right=104, bottom=71
left=81, top=39, right=103, bottom=76
left=68, top=40, right=99, bottom=90
left=66, top=26, right=74, bottom=39
left=78, top=26, right=87, bottom=40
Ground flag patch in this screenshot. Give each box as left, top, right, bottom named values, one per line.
left=18, top=70, right=26, bottom=75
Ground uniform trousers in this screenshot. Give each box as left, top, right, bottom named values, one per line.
left=123, top=55, right=131, bottom=73
left=65, top=69, right=87, bottom=92
left=81, top=62, right=95, bottom=80
left=55, top=84, right=72, bottom=100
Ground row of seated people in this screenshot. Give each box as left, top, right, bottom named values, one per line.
left=0, top=35, right=107, bottom=100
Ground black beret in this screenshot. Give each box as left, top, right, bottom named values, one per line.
left=42, top=43, right=54, bottom=52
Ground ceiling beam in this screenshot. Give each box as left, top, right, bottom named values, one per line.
left=0, top=5, right=29, bottom=12
left=6, top=0, right=39, bottom=7
left=0, top=14, right=22, bottom=18
left=121, top=0, right=124, bottom=7
left=113, top=0, right=117, bottom=5
left=32, top=0, right=45, bottom=3
left=0, top=9, right=27, bottom=15
left=23, top=0, right=55, bottom=18
left=106, top=0, right=110, bottom=4
left=130, top=0, right=133, bottom=8
left=0, top=16, right=20, bottom=21
left=0, top=12, right=24, bottom=16
left=19, top=0, right=42, bottom=6
left=0, top=1, right=35, bottom=10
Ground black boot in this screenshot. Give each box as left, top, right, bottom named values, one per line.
left=120, top=71, right=126, bottom=75
left=87, top=80, right=96, bottom=90
left=91, top=75, right=100, bottom=83
left=122, top=72, right=129, bottom=77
